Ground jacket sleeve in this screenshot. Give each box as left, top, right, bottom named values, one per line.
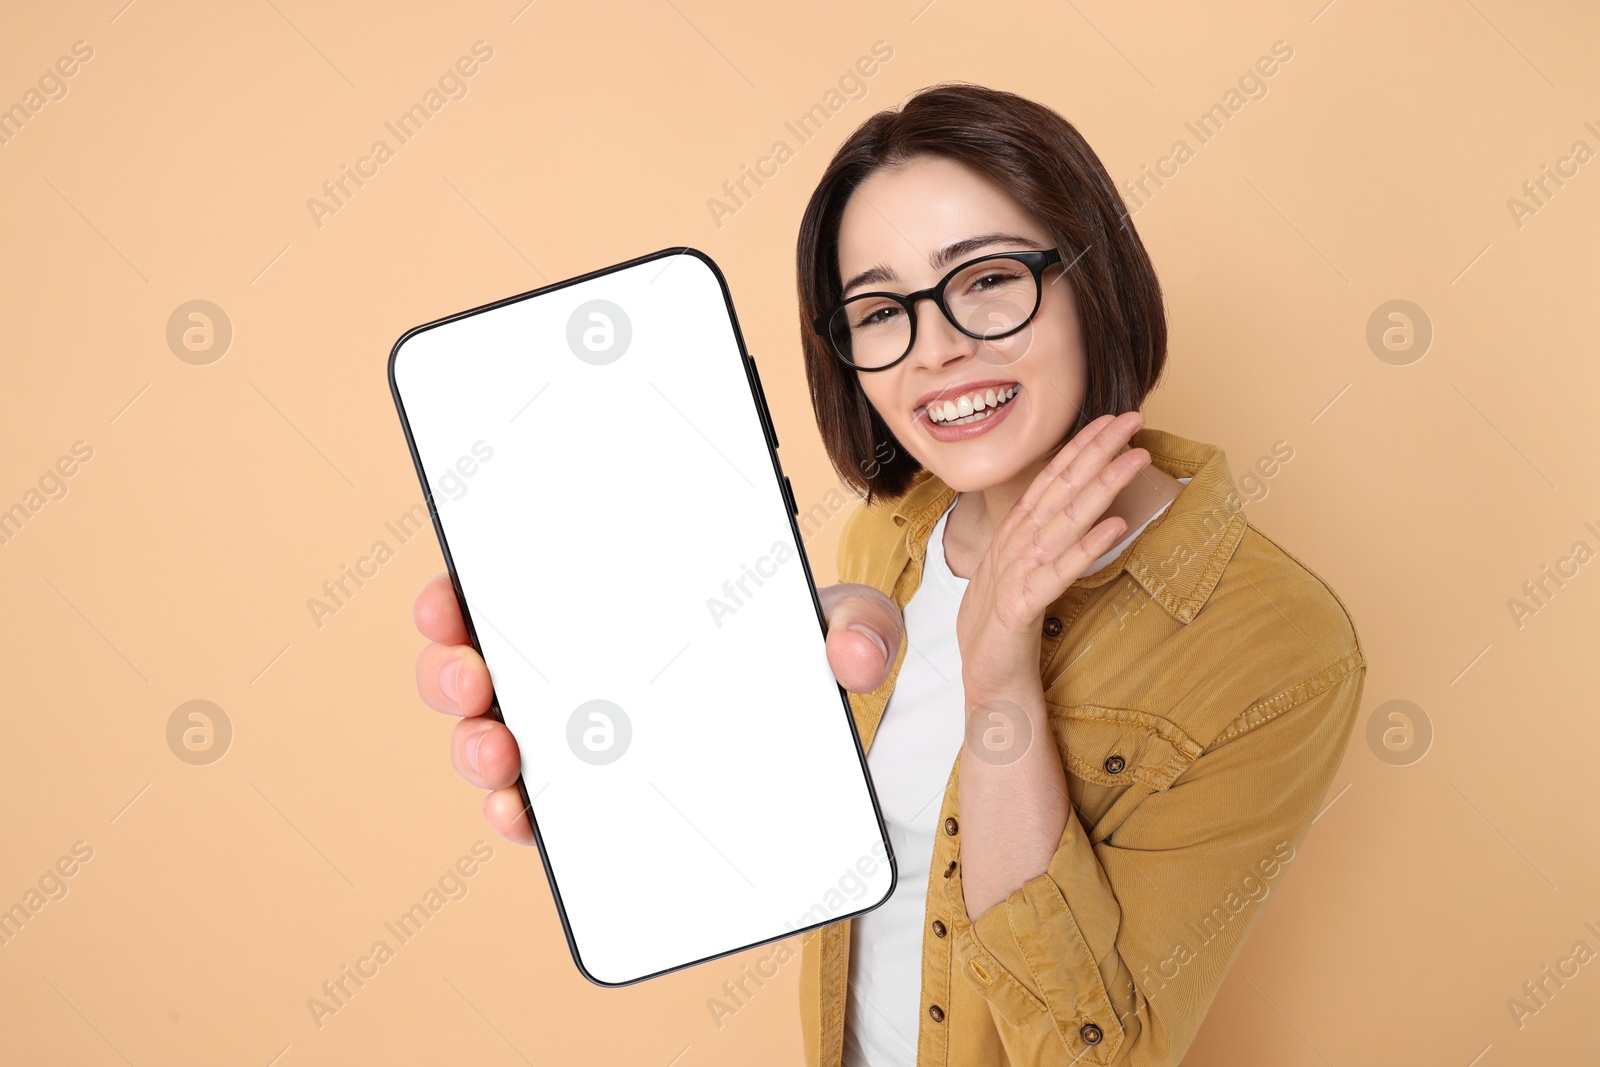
left=945, top=661, right=1366, bottom=1066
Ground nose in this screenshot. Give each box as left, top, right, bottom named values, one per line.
left=904, top=293, right=975, bottom=369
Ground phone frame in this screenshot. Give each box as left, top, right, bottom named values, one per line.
left=387, top=245, right=897, bottom=987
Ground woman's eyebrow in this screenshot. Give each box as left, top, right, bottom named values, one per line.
left=840, top=232, right=1037, bottom=297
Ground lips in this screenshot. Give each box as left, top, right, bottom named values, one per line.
left=913, top=379, right=1021, bottom=419
left=918, top=380, right=1023, bottom=441
left=924, top=383, right=1020, bottom=425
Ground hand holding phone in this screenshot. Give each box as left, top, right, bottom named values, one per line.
left=412, top=574, right=905, bottom=842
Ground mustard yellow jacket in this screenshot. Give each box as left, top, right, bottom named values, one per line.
left=798, top=426, right=1367, bottom=1066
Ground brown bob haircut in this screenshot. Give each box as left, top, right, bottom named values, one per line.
left=796, top=82, right=1168, bottom=505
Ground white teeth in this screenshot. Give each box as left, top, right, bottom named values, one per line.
left=927, top=385, right=1017, bottom=424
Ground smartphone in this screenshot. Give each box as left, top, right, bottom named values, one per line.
left=388, top=247, right=895, bottom=986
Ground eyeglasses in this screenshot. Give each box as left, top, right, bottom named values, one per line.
left=813, top=248, right=1063, bottom=371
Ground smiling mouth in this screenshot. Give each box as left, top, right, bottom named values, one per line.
left=920, top=384, right=1020, bottom=426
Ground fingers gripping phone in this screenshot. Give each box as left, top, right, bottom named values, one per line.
left=389, top=248, right=895, bottom=986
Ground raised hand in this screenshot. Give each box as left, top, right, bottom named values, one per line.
left=955, top=411, right=1152, bottom=700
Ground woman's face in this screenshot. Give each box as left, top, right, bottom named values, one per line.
left=836, top=154, right=1087, bottom=493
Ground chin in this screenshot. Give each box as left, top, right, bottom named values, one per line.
left=923, top=459, right=1024, bottom=494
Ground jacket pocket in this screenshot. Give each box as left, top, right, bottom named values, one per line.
left=1042, top=701, right=1203, bottom=791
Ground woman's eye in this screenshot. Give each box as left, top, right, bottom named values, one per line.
left=855, top=305, right=901, bottom=328
left=970, top=270, right=1021, bottom=292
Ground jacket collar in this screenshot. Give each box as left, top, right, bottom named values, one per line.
left=885, top=427, right=1248, bottom=624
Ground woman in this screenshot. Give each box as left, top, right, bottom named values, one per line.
left=411, top=83, right=1366, bottom=1067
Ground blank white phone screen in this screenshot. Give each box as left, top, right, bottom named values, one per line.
left=390, top=249, right=894, bottom=985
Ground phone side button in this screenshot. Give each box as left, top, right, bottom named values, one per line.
left=747, top=354, right=780, bottom=451
left=782, top=475, right=799, bottom=517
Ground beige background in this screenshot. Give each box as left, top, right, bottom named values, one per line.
left=3, top=0, right=1597, bottom=1063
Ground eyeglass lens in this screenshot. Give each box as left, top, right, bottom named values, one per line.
left=827, top=256, right=1042, bottom=369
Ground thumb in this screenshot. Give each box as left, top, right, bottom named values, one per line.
left=818, top=582, right=904, bottom=694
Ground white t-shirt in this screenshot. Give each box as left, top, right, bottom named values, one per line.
left=842, top=479, right=1191, bottom=1067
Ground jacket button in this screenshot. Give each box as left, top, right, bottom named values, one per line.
left=1043, top=616, right=1063, bottom=637
left=929, top=1004, right=945, bottom=1023
left=944, top=860, right=957, bottom=879
left=932, top=919, right=947, bottom=937
left=1080, top=1022, right=1103, bottom=1045
left=1104, top=754, right=1126, bottom=774
left=944, top=816, right=959, bottom=836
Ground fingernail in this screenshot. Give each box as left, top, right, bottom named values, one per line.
left=440, top=655, right=462, bottom=705
left=465, top=726, right=485, bottom=775
left=847, top=623, right=889, bottom=661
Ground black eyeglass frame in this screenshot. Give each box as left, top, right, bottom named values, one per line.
left=812, top=247, right=1064, bottom=371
